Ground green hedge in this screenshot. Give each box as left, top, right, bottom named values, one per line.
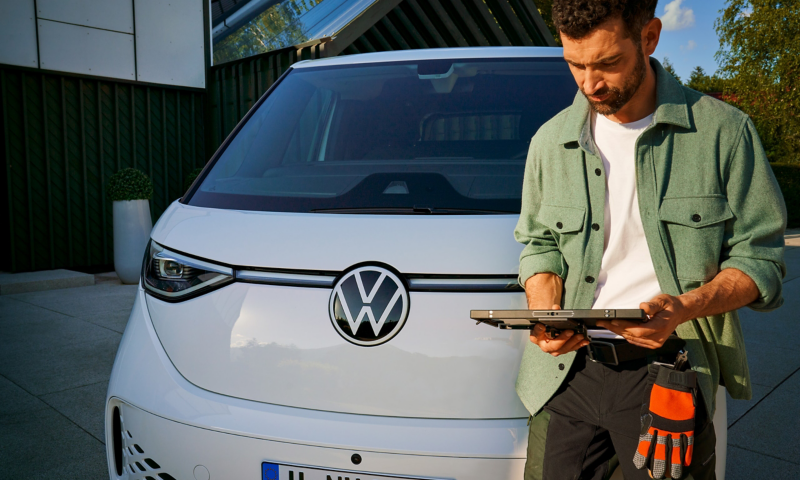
left=770, top=163, right=800, bottom=228
left=184, top=167, right=203, bottom=191
left=107, top=168, right=153, bottom=202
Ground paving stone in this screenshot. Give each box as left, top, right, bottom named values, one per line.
left=94, top=272, right=122, bottom=286
left=0, top=406, right=108, bottom=479
left=0, top=376, right=49, bottom=416
left=726, top=446, right=800, bottom=480
left=8, top=283, right=138, bottom=319
left=739, top=277, right=800, bottom=351
left=728, top=371, right=800, bottom=464
left=0, top=334, right=121, bottom=396
left=0, top=269, right=94, bottom=295
left=0, top=297, right=53, bottom=321
left=726, top=384, right=771, bottom=428
left=783, top=249, right=800, bottom=283
left=742, top=342, right=800, bottom=388
left=0, top=312, right=121, bottom=357
left=40, top=381, right=108, bottom=443
left=79, top=308, right=133, bottom=334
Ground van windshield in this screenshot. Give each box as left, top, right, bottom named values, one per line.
left=188, top=57, right=577, bottom=214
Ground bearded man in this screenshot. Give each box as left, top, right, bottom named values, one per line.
left=514, top=1, right=786, bottom=479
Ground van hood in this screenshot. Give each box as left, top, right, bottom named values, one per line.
left=151, top=202, right=524, bottom=274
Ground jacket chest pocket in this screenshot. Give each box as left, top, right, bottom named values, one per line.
left=536, top=204, right=586, bottom=257
left=659, top=195, right=733, bottom=282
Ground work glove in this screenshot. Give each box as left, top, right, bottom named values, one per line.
left=633, top=366, right=697, bottom=479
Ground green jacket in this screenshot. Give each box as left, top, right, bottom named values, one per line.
left=514, top=58, right=787, bottom=417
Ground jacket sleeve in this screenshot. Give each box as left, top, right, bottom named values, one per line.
left=720, top=117, right=787, bottom=311
left=514, top=136, right=566, bottom=287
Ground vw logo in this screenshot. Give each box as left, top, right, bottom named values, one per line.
left=329, top=265, right=410, bottom=346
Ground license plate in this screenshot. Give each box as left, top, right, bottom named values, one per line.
left=262, top=462, right=425, bottom=480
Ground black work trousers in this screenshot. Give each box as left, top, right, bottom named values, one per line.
left=524, top=351, right=717, bottom=480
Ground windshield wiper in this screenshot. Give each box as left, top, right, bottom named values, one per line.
left=310, top=207, right=517, bottom=215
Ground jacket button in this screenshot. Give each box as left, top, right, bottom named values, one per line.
left=558, top=363, right=565, bottom=371
left=592, top=223, right=600, bottom=231
left=692, top=214, right=702, bottom=222
left=585, top=276, right=595, bottom=283
left=556, top=222, right=563, bottom=229
left=595, top=168, right=602, bottom=176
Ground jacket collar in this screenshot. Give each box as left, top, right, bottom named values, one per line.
left=558, top=57, right=692, bottom=152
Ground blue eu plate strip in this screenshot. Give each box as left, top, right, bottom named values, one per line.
left=262, top=462, right=279, bottom=480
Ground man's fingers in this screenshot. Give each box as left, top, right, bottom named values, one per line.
left=640, top=295, right=669, bottom=316
left=598, top=319, right=662, bottom=339
left=538, top=330, right=575, bottom=353
left=625, top=336, right=663, bottom=349
left=640, top=302, right=659, bottom=317
left=597, top=320, right=628, bottom=336
left=557, top=333, right=586, bottom=354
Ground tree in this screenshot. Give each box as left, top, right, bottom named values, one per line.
left=213, top=0, right=321, bottom=64
left=685, top=66, right=728, bottom=93
left=686, top=66, right=707, bottom=90
left=716, top=0, right=800, bottom=162
left=535, top=0, right=561, bottom=45
left=662, top=57, right=682, bottom=84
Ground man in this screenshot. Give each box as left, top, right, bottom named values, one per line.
left=514, top=1, right=786, bottom=479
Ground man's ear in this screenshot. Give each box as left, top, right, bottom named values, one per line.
left=641, top=18, right=662, bottom=56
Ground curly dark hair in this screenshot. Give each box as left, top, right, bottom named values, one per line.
left=552, top=0, right=659, bottom=42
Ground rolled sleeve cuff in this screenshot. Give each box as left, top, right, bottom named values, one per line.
left=720, top=256, right=785, bottom=311
left=518, top=251, right=566, bottom=288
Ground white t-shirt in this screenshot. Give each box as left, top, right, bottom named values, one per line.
left=588, top=111, right=661, bottom=339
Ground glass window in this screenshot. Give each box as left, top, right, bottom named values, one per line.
left=213, top=0, right=378, bottom=64
left=187, top=57, right=578, bottom=214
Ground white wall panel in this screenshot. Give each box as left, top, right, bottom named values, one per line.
left=135, top=0, right=205, bottom=88
left=37, top=0, right=134, bottom=34
left=0, top=0, right=39, bottom=68
left=38, top=20, right=135, bottom=79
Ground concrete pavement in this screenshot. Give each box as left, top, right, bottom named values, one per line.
left=1, top=237, right=799, bottom=479
left=0, top=273, right=135, bottom=479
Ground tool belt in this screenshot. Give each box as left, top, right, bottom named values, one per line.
left=586, top=336, right=686, bottom=365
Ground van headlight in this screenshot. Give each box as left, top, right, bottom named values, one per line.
left=142, top=241, right=234, bottom=301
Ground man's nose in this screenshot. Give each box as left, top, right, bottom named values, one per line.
left=583, top=70, right=604, bottom=95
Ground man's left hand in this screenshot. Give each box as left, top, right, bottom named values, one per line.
left=597, top=294, right=692, bottom=349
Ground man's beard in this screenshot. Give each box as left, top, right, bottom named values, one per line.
left=582, top=53, right=647, bottom=116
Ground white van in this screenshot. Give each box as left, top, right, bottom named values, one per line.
left=105, top=47, right=725, bottom=480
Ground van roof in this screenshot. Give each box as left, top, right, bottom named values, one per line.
left=291, top=46, right=564, bottom=69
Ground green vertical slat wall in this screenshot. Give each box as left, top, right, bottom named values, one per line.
left=0, top=67, right=206, bottom=273
left=342, top=0, right=551, bottom=54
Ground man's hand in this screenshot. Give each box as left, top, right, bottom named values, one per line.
left=597, top=268, right=760, bottom=349
left=597, top=294, right=690, bottom=349
left=525, top=273, right=589, bottom=356
left=530, top=306, right=591, bottom=356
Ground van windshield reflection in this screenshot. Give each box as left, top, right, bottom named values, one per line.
left=188, top=58, right=578, bottom=214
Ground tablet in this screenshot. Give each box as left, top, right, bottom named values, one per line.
left=470, top=309, right=646, bottom=330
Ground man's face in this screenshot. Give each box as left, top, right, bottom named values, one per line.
left=561, top=16, right=647, bottom=116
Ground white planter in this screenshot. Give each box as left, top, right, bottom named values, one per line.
left=113, top=199, right=153, bottom=284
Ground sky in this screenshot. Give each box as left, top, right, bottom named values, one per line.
left=654, top=0, right=728, bottom=81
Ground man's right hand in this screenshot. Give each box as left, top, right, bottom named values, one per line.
left=529, top=305, right=590, bottom=357
left=525, top=274, right=589, bottom=357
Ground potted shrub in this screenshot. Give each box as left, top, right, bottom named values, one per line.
left=108, top=168, right=154, bottom=284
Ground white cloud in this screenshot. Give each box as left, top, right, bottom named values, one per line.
left=661, top=0, right=696, bottom=31
left=680, top=40, right=697, bottom=51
